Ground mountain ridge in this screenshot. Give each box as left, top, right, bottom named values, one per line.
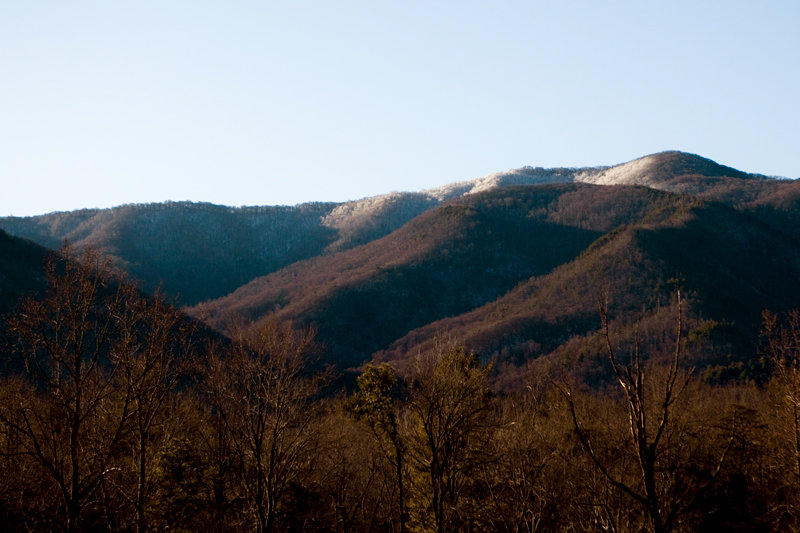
left=2, top=150, right=799, bottom=380
left=190, top=184, right=767, bottom=369
left=0, top=151, right=792, bottom=308
left=374, top=194, right=800, bottom=380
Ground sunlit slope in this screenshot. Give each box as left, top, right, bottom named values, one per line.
left=649, top=174, right=800, bottom=241
left=376, top=197, right=800, bottom=379
left=574, top=150, right=758, bottom=186
left=191, top=184, right=714, bottom=367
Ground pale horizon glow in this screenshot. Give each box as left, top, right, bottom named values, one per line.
left=1, top=1, right=798, bottom=217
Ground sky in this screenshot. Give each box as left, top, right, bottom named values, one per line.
left=1, top=1, right=798, bottom=217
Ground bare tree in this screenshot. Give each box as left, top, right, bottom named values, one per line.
left=478, top=388, right=572, bottom=533
left=1, top=245, right=134, bottom=533
left=111, top=288, right=198, bottom=533
left=762, top=309, right=800, bottom=478
left=561, top=292, right=735, bottom=533
left=315, top=406, right=396, bottom=533
left=758, top=309, right=800, bottom=527
left=205, top=318, right=327, bottom=533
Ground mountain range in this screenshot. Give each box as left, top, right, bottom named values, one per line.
left=2, top=151, right=799, bottom=380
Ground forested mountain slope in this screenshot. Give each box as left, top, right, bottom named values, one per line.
left=0, top=231, right=51, bottom=371
left=652, top=174, right=800, bottom=241
left=0, top=171, right=594, bottom=305
left=0, top=202, right=339, bottom=305
left=0, top=151, right=784, bottom=308
left=0, top=229, right=48, bottom=317
left=191, top=184, right=766, bottom=369
left=376, top=195, right=800, bottom=381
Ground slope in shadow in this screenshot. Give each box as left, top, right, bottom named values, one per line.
left=192, top=184, right=703, bottom=368
left=376, top=195, right=800, bottom=382
left=0, top=202, right=340, bottom=305
left=0, top=229, right=48, bottom=318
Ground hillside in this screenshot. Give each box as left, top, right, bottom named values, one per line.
left=191, top=184, right=731, bottom=368
left=0, top=230, right=50, bottom=371
left=324, top=151, right=800, bottom=254
left=0, top=229, right=48, bottom=317
left=376, top=196, right=800, bottom=382
left=1, top=151, right=786, bottom=308
left=651, top=174, right=800, bottom=241
left=0, top=202, right=339, bottom=305
left=0, top=168, right=595, bottom=305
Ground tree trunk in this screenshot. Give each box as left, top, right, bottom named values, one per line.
left=69, top=371, right=83, bottom=533
left=396, top=448, right=406, bottom=533
left=137, top=431, right=147, bottom=533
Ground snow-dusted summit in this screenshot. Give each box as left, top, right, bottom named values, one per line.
left=320, top=151, right=769, bottom=252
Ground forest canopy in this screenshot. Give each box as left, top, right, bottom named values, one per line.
left=0, top=245, right=799, bottom=533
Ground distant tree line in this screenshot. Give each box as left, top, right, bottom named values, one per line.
left=2, top=246, right=800, bottom=532
left=132, top=200, right=338, bottom=214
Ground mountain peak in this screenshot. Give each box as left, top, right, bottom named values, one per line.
left=574, top=151, right=755, bottom=187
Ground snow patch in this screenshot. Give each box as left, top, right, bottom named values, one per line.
left=575, top=155, right=660, bottom=186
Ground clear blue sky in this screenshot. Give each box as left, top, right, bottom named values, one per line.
left=1, top=1, right=798, bottom=216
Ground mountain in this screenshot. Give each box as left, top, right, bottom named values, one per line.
left=573, top=151, right=760, bottom=186
left=191, top=183, right=617, bottom=366
left=3, top=150, right=798, bottom=379
left=0, top=202, right=339, bottom=306
left=374, top=193, right=800, bottom=380
left=0, top=230, right=50, bottom=368
left=0, top=230, right=50, bottom=314
left=0, top=151, right=785, bottom=308
left=0, top=167, right=597, bottom=305
left=191, top=183, right=787, bottom=370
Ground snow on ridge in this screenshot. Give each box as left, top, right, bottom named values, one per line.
left=321, top=191, right=420, bottom=229
left=319, top=151, right=753, bottom=238
left=321, top=166, right=596, bottom=231
left=574, top=155, right=660, bottom=186
left=422, top=166, right=584, bottom=201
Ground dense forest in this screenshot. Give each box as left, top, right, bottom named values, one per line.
left=1, top=245, right=800, bottom=532
left=2, top=151, right=800, bottom=532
